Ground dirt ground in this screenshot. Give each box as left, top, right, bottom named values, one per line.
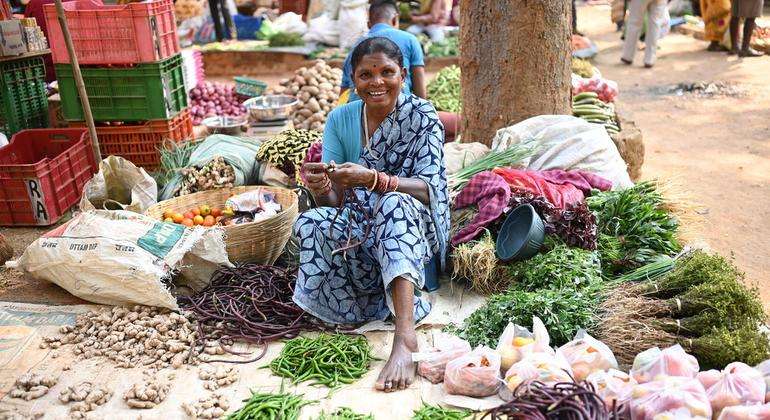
left=1, top=5, right=769, bottom=308
left=577, top=5, right=770, bottom=307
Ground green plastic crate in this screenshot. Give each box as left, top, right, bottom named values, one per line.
left=55, top=53, right=187, bottom=122
left=0, top=57, right=49, bottom=137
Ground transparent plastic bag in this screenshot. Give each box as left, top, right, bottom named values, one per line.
left=717, top=403, right=770, bottom=420
left=707, top=362, right=766, bottom=418
left=443, top=346, right=502, bottom=397
left=586, top=369, right=637, bottom=415
left=571, top=74, right=619, bottom=103
left=558, top=330, right=618, bottom=381
left=630, top=344, right=699, bottom=384
left=496, top=316, right=552, bottom=372
left=504, top=352, right=573, bottom=392
left=753, top=359, right=770, bottom=403
left=697, top=369, right=723, bottom=391
left=630, top=376, right=712, bottom=420
left=415, top=333, right=472, bottom=384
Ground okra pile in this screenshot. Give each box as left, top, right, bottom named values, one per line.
left=269, top=334, right=374, bottom=388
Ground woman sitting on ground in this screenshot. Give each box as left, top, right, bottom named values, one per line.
left=295, top=36, right=449, bottom=392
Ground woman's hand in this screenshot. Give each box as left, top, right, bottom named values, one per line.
left=328, top=162, right=375, bottom=191
left=302, top=162, right=331, bottom=194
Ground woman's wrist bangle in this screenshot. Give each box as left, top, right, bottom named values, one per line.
left=367, top=169, right=378, bottom=191
left=389, top=175, right=399, bottom=193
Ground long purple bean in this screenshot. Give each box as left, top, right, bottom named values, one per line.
left=484, top=380, right=616, bottom=420
left=178, top=264, right=325, bottom=362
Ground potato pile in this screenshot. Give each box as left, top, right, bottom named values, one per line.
left=182, top=393, right=230, bottom=419
left=199, top=365, right=239, bottom=391
left=43, top=306, right=197, bottom=370
left=59, top=382, right=112, bottom=419
left=123, top=375, right=171, bottom=409
left=271, top=60, right=342, bottom=131
left=174, top=0, right=204, bottom=21
left=8, top=373, right=58, bottom=401
left=178, top=156, right=236, bottom=197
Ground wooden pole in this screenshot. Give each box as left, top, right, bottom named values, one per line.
left=54, top=0, right=101, bottom=162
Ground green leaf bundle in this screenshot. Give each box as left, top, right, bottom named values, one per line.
left=683, top=325, right=770, bottom=370
left=447, top=143, right=533, bottom=192
left=588, top=181, right=681, bottom=273
left=268, top=31, right=305, bottom=47
left=632, top=250, right=742, bottom=298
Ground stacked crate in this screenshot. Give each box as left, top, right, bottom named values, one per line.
left=0, top=56, right=49, bottom=138
left=45, top=0, right=192, bottom=170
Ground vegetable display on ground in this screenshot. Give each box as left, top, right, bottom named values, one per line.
left=179, top=264, right=322, bottom=362
left=189, top=81, right=247, bottom=125
left=427, top=65, right=461, bottom=113
left=226, top=391, right=315, bottom=420
left=270, top=60, right=342, bottom=131
left=572, top=92, right=620, bottom=135
left=411, top=403, right=470, bottom=420
left=269, top=334, right=375, bottom=388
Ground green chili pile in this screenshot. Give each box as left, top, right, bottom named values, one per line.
left=226, top=391, right=314, bottom=420
left=411, top=403, right=471, bottom=420
left=316, top=407, right=374, bottom=420
left=269, top=334, right=374, bottom=388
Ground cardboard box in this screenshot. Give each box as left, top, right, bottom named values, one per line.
left=0, top=20, right=28, bottom=57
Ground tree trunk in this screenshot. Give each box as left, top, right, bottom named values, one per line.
left=459, top=0, right=572, bottom=145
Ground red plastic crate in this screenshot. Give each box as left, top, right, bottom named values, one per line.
left=68, top=109, right=193, bottom=170
left=0, top=128, right=97, bottom=226
left=44, top=0, right=179, bottom=65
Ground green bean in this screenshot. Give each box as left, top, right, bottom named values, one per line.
left=268, top=334, right=375, bottom=388
left=316, top=407, right=375, bottom=420
left=412, top=403, right=472, bottom=420
left=226, top=391, right=314, bottom=420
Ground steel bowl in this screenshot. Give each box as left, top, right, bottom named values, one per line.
left=243, top=95, right=299, bottom=122
left=201, top=115, right=248, bottom=135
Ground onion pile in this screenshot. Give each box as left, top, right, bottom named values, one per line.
left=189, top=81, right=247, bottom=125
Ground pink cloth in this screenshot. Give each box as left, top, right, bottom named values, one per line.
left=539, top=170, right=613, bottom=195
left=451, top=171, right=511, bottom=246
left=493, top=168, right=585, bottom=209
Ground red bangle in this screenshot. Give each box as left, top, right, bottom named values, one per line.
left=389, top=175, right=399, bottom=192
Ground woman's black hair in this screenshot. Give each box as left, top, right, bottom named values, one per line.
left=350, top=36, right=404, bottom=74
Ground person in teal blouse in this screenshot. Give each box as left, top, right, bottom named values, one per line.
left=297, top=37, right=448, bottom=392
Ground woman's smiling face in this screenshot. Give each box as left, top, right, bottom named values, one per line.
left=353, top=52, right=406, bottom=110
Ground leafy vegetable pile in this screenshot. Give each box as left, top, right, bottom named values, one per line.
left=268, top=32, right=305, bottom=48
left=427, top=65, right=461, bottom=113
left=507, top=243, right=602, bottom=292
left=596, top=251, right=769, bottom=368
left=589, top=181, right=681, bottom=274
left=449, top=286, right=599, bottom=348
left=269, top=334, right=374, bottom=388
left=427, top=35, right=459, bottom=57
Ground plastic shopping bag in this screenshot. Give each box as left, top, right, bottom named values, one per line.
left=586, top=369, right=637, bottom=416
left=558, top=330, right=618, bottom=381
left=717, top=403, right=770, bottom=420
left=415, top=333, right=472, bottom=384
left=698, top=369, right=723, bottom=391
left=630, top=376, right=712, bottom=420
left=496, top=316, right=552, bottom=372
left=630, top=345, right=699, bottom=384
left=444, top=346, right=502, bottom=397
left=79, top=156, right=157, bottom=213
left=504, top=352, right=573, bottom=392
left=707, top=362, right=766, bottom=418
left=571, top=74, right=619, bottom=103
left=753, top=359, right=770, bottom=403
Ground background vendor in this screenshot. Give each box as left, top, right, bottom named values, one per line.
left=298, top=37, right=449, bottom=392
left=406, top=0, right=451, bottom=42
left=340, top=0, right=426, bottom=104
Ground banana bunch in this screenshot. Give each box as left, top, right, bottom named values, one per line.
left=572, top=92, right=620, bottom=136
left=256, top=129, right=322, bottom=182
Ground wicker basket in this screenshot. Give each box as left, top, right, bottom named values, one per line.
left=145, top=186, right=298, bottom=264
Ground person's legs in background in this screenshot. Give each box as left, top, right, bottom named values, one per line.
left=643, top=0, right=666, bottom=67
left=729, top=15, right=741, bottom=55
left=622, top=0, right=649, bottom=64
left=740, top=17, right=763, bottom=56
left=406, top=24, right=424, bottom=37
left=209, top=0, right=224, bottom=41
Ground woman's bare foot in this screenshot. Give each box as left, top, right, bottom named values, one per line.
left=375, top=332, right=418, bottom=392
